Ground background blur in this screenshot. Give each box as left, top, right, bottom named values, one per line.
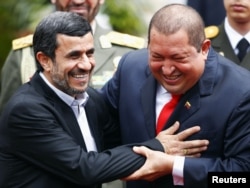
left=0, top=0, right=183, bottom=70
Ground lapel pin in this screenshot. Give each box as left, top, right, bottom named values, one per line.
left=185, top=101, right=191, bottom=109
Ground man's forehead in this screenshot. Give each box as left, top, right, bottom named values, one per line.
left=56, top=33, right=94, bottom=50
left=56, top=32, right=93, bottom=40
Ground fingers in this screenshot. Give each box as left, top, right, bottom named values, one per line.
left=165, top=139, right=209, bottom=156
left=158, top=121, right=180, bottom=135
left=182, top=139, right=209, bottom=149
left=122, top=146, right=157, bottom=181
left=171, top=141, right=208, bottom=156
left=183, top=148, right=188, bottom=155
left=123, top=146, right=174, bottom=181
left=180, top=145, right=208, bottom=157
left=177, top=126, right=201, bottom=140
left=158, top=123, right=201, bottom=141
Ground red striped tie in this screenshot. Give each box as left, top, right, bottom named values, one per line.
left=156, top=95, right=180, bottom=134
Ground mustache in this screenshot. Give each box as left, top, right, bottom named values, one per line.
left=70, top=69, right=89, bottom=75
left=68, top=4, right=89, bottom=9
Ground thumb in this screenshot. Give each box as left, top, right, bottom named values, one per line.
left=133, top=146, right=149, bottom=157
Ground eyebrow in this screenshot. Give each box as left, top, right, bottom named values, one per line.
left=86, top=48, right=95, bottom=54
left=65, top=47, right=95, bottom=58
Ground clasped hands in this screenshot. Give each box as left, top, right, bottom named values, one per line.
left=122, top=121, right=209, bottom=181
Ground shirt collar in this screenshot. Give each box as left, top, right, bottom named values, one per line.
left=39, top=72, right=89, bottom=107
left=224, top=17, right=250, bottom=49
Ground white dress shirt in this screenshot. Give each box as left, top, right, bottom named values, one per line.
left=39, top=72, right=97, bottom=152
left=156, top=84, right=185, bottom=185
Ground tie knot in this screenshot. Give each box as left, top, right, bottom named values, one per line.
left=237, top=38, right=249, bottom=51
left=237, top=38, right=249, bottom=61
left=171, top=94, right=181, bottom=103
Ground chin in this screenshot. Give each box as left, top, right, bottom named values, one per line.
left=80, top=84, right=88, bottom=91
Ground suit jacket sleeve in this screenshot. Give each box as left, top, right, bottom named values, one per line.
left=4, top=95, right=164, bottom=186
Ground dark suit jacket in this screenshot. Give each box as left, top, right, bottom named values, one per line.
left=187, top=0, right=225, bottom=26
left=210, top=23, right=250, bottom=70
left=101, top=48, right=250, bottom=188
left=0, top=72, right=163, bottom=188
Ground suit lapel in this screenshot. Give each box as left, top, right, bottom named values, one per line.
left=141, top=74, right=158, bottom=137
left=55, top=103, right=87, bottom=150
left=84, top=98, right=102, bottom=152
left=168, top=85, right=200, bottom=127
left=31, top=72, right=87, bottom=150
left=240, top=53, right=250, bottom=69
left=52, top=94, right=103, bottom=152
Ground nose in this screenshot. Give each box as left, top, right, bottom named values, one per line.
left=77, top=55, right=93, bottom=70
left=162, top=61, right=176, bottom=74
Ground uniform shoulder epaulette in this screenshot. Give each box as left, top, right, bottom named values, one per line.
left=12, top=34, right=33, bottom=50
left=204, top=26, right=219, bottom=39
left=106, top=31, right=145, bottom=49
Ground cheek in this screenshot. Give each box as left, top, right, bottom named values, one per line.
left=53, top=62, right=69, bottom=75
left=149, top=62, right=162, bottom=73
left=90, top=58, right=96, bottom=67
left=59, top=0, right=69, bottom=8
left=59, top=0, right=71, bottom=7
left=183, top=64, right=204, bottom=84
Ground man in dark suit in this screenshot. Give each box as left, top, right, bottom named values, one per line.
left=0, top=11, right=208, bottom=188
left=0, top=0, right=145, bottom=112
left=205, top=0, right=250, bottom=70
left=101, top=4, right=250, bottom=188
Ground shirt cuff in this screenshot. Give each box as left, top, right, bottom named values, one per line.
left=172, top=156, right=185, bottom=185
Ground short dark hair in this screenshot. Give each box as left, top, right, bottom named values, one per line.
left=33, top=11, right=92, bottom=71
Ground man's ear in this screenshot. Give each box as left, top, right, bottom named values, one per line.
left=201, top=39, right=211, bottom=55
left=50, top=0, right=56, bottom=4
left=36, top=52, right=51, bottom=71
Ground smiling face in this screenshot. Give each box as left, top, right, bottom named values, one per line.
left=148, top=27, right=210, bottom=95
left=51, top=0, right=104, bottom=23
left=37, top=32, right=95, bottom=97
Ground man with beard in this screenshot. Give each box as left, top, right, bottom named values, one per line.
left=0, top=2, right=146, bottom=188
left=0, top=0, right=145, bottom=112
